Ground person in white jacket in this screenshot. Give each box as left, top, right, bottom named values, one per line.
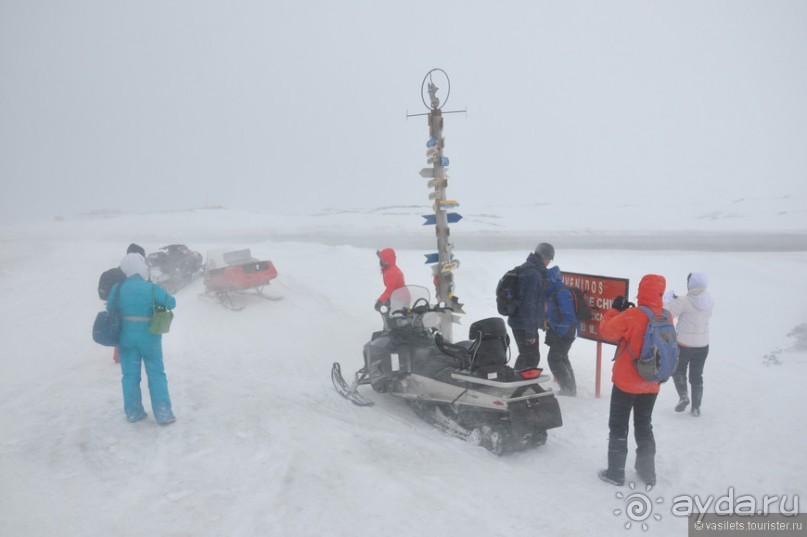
left=663, top=272, right=714, bottom=417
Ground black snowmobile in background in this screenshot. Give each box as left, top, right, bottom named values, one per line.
left=147, top=244, right=204, bottom=293
left=332, top=285, right=563, bottom=455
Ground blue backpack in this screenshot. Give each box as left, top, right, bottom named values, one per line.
left=627, top=306, right=679, bottom=382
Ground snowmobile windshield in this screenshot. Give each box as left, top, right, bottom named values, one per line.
left=388, top=285, right=431, bottom=317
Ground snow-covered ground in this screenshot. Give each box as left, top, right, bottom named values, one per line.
left=1, top=202, right=806, bottom=537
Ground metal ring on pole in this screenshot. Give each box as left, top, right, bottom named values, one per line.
left=421, top=68, right=451, bottom=111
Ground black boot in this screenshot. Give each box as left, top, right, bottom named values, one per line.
left=675, top=397, right=690, bottom=412
left=673, top=371, right=688, bottom=411
left=602, top=438, right=627, bottom=485
left=635, top=449, right=657, bottom=486
left=562, top=360, right=577, bottom=396
left=598, top=469, right=624, bottom=486
left=691, top=384, right=703, bottom=414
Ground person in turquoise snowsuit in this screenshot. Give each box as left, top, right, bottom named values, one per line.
left=107, top=253, right=176, bottom=424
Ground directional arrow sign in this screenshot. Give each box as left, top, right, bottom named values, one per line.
left=422, top=213, right=462, bottom=225
left=424, top=252, right=454, bottom=264
left=427, top=178, right=447, bottom=189
left=419, top=168, right=434, bottom=178
left=439, top=200, right=459, bottom=209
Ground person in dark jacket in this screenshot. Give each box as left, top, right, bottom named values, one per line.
left=597, top=274, right=667, bottom=487
left=107, top=253, right=176, bottom=425
left=507, top=243, right=554, bottom=370
left=544, top=266, right=578, bottom=396
left=98, top=243, right=147, bottom=364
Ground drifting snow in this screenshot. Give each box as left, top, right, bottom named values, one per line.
left=1, top=204, right=805, bottom=537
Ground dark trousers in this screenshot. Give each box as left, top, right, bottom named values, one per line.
left=512, top=329, right=540, bottom=369
left=605, top=385, right=658, bottom=482
left=545, top=332, right=576, bottom=393
left=673, top=345, right=709, bottom=410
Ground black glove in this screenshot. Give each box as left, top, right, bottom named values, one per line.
left=612, top=296, right=635, bottom=312
left=374, top=300, right=385, bottom=312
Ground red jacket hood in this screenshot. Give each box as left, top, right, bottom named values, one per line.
left=378, top=248, right=397, bottom=267
left=637, top=274, right=666, bottom=312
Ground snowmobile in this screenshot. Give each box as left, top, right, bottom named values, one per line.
left=146, top=244, right=204, bottom=293
left=332, top=285, right=563, bottom=455
left=203, top=248, right=279, bottom=310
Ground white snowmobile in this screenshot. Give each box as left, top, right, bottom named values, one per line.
left=332, top=285, right=563, bottom=455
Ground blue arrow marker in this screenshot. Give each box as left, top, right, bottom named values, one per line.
left=424, top=253, right=454, bottom=264
left=426, top=137, right=438, bottom=148
left=422, top=213, right=463, bottom=225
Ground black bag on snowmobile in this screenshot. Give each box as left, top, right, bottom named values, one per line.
left=467, top=318, right=510, bottom=369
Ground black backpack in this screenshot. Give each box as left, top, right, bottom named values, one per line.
left=555, top=285, right=594, bottom=323
left=98, top=267, right=126, bottom=300
left=495, top=265, right=524, bottom=316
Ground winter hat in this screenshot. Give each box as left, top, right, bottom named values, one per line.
left=127, top=243, right=146, bottom=257
left=687, top=272, right=709, bottom=290
left=120, top=252, right=150, bottom=279
left=547, top=265, right=562, bottom=285
left=535, top=242, right=555, bottom=262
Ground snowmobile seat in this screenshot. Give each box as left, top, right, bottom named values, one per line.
left=467, top=318, right=510, bottom=369
left=434, top=333, right=473, bottom=369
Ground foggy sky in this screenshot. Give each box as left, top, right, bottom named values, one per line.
left=1, top=1, right=806, bottom=224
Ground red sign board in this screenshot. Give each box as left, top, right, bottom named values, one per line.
left=560, top=271, right=629, bottom=344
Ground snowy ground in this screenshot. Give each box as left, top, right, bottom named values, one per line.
left=1, top=203, right=806, bottom=537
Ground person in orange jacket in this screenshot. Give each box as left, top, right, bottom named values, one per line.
left=375, top=248, right=406, bottom=311
left=597, top=274, right=667, bottom=487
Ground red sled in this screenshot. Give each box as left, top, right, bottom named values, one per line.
left=203, top=248, right=279, bottom=310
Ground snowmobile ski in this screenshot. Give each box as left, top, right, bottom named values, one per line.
left=331, top=362, right=374, bottom=406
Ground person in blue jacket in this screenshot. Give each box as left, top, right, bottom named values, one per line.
left=107, top=252, right=176, bottom=425
left=544, top=266, right=578, bottom=396
left=507, top=243, right=553, bottom=369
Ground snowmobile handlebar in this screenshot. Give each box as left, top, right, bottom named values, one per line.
left=383, top=299, right=454, bottom=335
left=384, top=295, right=453, bottom=317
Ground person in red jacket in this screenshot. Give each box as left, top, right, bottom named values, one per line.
left=375, top=248, right=406, bottom=311
left=598, top=274, right=667, bottom=487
